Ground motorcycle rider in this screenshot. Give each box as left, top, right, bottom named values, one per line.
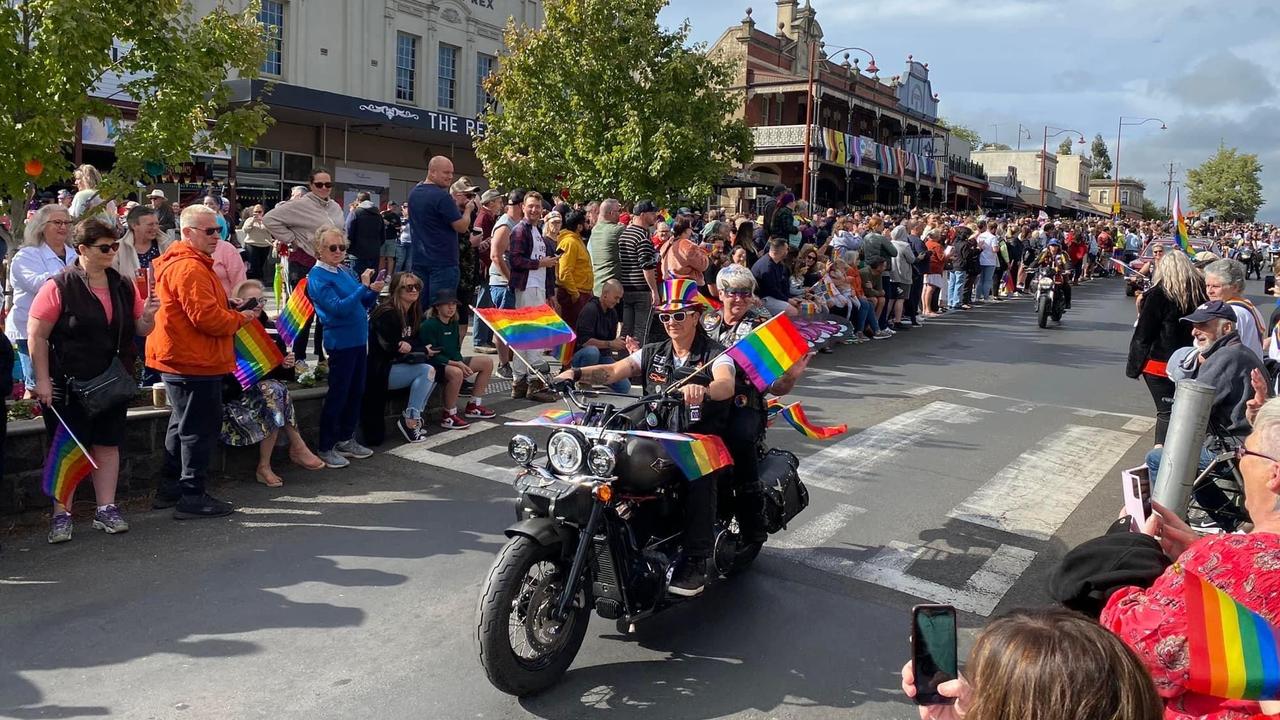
left=1032, top=239, right=1072, bottom=310
left=701, top=264, right=812, bottom=545
left=553, top=285, right=735, bottom=597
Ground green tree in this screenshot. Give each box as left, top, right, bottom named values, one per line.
left=1140, top=198, right=1162, bottom=220
left=1057, top=138, right=1073, bottom=155
left=474, top=0, right=752, bottom=204
left=1089, top=133, right=1112, bottom=179
left=1185, top=144, right=1265, bottom=221
left=0, top=0, right=273, bottom=234
left=938, top=118, right=982, bottom=151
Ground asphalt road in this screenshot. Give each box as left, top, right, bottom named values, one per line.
left=1, top=276, right=1173, bottom=720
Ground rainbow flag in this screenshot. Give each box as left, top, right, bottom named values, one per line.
left=233, top=319, right=285, bottom=389
left=1173, top=190, right=1191, bottom=254
left=656, top=433, right=733, bottom=481
left=557, top=341, right=575, bottom=368
left=474, top=304, right=575, bottom=350
left=1183, top=569, right=1280, bottom=700
left=774, top=402, right=847, bottom=440
left=660, top=277, right=720, bottom=311
left=42, top=419, right=96, bottom=507
left=725, top=313, right=809, bottom=391
left=276, top=277, right=314, bottom=348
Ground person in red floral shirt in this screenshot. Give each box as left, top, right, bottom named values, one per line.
left=1101, top=379, right=1280, bottom=720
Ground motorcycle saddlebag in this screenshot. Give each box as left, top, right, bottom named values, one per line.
left=760, top=448, right=809, bottom=533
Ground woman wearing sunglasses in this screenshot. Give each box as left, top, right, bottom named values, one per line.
left=363, top=272, right=436, bottom=444
left=307, top=227, right=385, bottom=468
left=7, top=204, right=78, bottom=398
left=28, top=219, right=159, bottom=543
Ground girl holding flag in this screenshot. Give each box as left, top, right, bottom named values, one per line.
left=28, top=219, right=158, bottom=543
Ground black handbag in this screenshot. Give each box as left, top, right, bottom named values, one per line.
left=398, top=352, right=429, bottom=365
left=759, top=448, right=809, bottom=533
left=67, top=281, right=136, bottom=417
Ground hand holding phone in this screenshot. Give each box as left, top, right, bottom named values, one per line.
left=375, top=269, right=388, bottom=283
left=238, top=297, right=261, bottom=313
left=911, top=604, right=958, bottom=706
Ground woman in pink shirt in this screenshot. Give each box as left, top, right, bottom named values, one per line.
left=210, top=238, right=247, bottom=296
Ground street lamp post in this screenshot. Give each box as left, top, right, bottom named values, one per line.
left=801, top=40, right=877, bottom=206
left=1040, top=126, right=1086, bottom=210
left=1114, top=116, right=1167, bottom=219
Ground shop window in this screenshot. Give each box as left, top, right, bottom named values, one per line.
left=259, top=0, right=285, bottom=77
left=438, top=43, right=458, bottom=111
left=282, top=152, right=314, bottom=184
left=237, top=147, right=281, bottom=174
left=1099, top=189, right=1109, bottom=203
left=396, top=33, right=418, bottom=104
left=476, top=53, right=496, bottom=115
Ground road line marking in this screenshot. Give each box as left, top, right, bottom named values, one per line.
left=1073, top=408, right=1100, bottom=418
left=770, top=504, right=868, bottom=551
left=903, top=386, right=938, bottom=396
left=1007, top=403, right=1037, bottom=414
left=237, top=521, right=420, bottom=531
left=964, top=391, right=992, bottom=399
left=947, top=425, right=1140, bottom=540
left=803, top=401, right=990, bottom=493
left=389, top=442, right=515, bottom=484
left=1123, top=417, right=1156, bottom=433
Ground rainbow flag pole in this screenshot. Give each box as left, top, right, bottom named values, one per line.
left=46, top=405, right=98, bottom=471
left=470, top=305, right=555, bottom=388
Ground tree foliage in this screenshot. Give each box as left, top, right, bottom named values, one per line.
left=1140, top=198, right=1162, bottom=220
left=1057, top=138, right=1073, bottom=156
left=474, top=0, right=753, bottom=204
left=1089, top=133, right=1112, bottom=179
left=0, top=0, right=273, bottom=224
left=1186, top=144, right=1265, bottom=222
left=938, top=118, right=981, bottom=151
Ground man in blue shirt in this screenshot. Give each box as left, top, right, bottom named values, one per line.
left=408, top=156, right=477, bottom=306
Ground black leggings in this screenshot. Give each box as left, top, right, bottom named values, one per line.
left=1143, top=373, right=1175, bottom=445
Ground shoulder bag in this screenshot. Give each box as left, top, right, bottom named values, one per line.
left=68, top=280, right=137, bottom=417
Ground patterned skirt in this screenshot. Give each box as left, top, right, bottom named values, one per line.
left=221, top=379, right=296, bottom=447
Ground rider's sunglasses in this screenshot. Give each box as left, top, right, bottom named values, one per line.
left=657, top=311, right=690, bottom=323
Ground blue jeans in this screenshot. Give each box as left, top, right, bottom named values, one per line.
left=854, top=297, right=879, bottom=333
left=319, top=346, right=367, bottom=452
left=473, top=284, right=514, bottom=346
left=15, top=339, right=32, bottom=386
left=572, top=346, right=631, bottom=394
left=976, top=265, right=996, bottom=300
left=948, top=270, right=968, bottom=307
left=395, top=243, right=413, bottom=273
left=1145, top=444, right=1235, bottom=522
left=388, top=362, right=436, bottom=419
left=415, top=264, right=460, bottom=311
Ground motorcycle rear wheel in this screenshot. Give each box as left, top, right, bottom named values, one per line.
left=476, top=536, right=590, bottom=696
left=1037, top=296, right=1050, bottom=328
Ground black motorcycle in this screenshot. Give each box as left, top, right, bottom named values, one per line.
left=475, top=386, right=809, bottom=696
left=1033, top=266, right=1068, bottom=328
left=1241, top=248, right=1263, bottom=281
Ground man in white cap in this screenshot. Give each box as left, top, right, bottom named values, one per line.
left=148, top=189, right=176, bottom=235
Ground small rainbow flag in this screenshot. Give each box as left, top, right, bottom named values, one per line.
left=1183, top=569, right=1280, bottom=700
left=656, top=433, right=733, bottom=481
left=557, top=341, right=575, bottom=368
left=474, top=304, right=575, bottom=350
left=233, top=319, right=285, bottom=389
left=42, top=416, right=96, bottom=507
left=774, top=402, right=847, bottom=440
left=534, top=409, right=581, bottom=425
left=1173, top=190, right=1192, bottom=254
left=725, top=313, right=809, bottom=392
left=276, top=277, right=314, bottom=348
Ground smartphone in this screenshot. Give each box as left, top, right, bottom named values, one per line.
left=911, top=604, right=958, bottom=706
left=1265, top=275, right=1275, bottom=296
left=146, top=266, right=156, bottom=296
left=1122, top=465, right=1152, bottom=529
left=238, top=297, right=261, bottom=312
left=375, top=269, right=389, bottom=283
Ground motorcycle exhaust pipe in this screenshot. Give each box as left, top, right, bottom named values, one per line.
left=1152, top=380, right=1216, bottom=514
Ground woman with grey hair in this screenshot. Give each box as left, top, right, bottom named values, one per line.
left=68, top=163, right=117, bottom=229
left=5, top=204, right=78, bottom=395
left=1204, top=257, right=1264, bottom=360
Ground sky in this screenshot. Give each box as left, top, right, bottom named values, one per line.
left=657, top=0, right=1280, bottom=222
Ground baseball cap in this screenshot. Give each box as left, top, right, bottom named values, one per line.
left=449, top=177, right=480, bottom=194
left=632, top=199, right=658, bottom=214
left=506, top=189, right=526, bottom=205
left=57, top=189, right=72, bottom=199
left=147, top=189, right=166, bottom=199
left=1181, top=300, right=1237, bottom=324
left=479, top=189, right=503, bottom=204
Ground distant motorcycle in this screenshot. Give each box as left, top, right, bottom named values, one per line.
left=1034, top=266, right=1068, bottom=328
left=1240, top=248, right=1263, bottom=280
left=475, top=385, right=809, bottom=696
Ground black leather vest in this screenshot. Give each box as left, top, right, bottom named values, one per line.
left=703, top=310, right=769, bottom=413
left=638, top=332, right=727, bottom=433
left=49, top=265, right=135, bottom=383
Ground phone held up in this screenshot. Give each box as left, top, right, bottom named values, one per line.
left=911, top=604, right=958, bottom=706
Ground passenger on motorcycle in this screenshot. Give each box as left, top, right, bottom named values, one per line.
left=700, top=264, right=812, bottom=546
left=552, top=287, right=735, bottom=597
left=1032, top=239, right=1072, bottom=309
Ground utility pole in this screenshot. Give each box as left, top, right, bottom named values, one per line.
left=1163, top=162, right=1178, bottom=214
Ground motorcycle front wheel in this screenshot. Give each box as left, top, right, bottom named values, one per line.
left=1037, top=296, right=1050, bottom=328
left=476, top=536, right=590, bottom=696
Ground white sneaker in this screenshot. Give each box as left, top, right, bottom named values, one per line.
left=873, top=330, right=893, bottom=339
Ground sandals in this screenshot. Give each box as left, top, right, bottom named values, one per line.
left=290, top=452, right=325, bottom=471
left=256, top=469, right=284, bottom=488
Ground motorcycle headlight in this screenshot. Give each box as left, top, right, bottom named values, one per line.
left=587, top=444, right=617, bottom=477
left=547, top=431, right=584, bottom=474
left=508, top=434, right=537, bottom=465
left=1038, top=276, right=1054, bottom=289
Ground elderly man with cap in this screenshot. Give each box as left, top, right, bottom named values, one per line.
left=147, top=189, right=177, bottom=236
left=1144, top=299, right=1268, bottom=530
left=407, top=155, right=478, bottom=304
left=553, top=278, right=735, bottom=597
